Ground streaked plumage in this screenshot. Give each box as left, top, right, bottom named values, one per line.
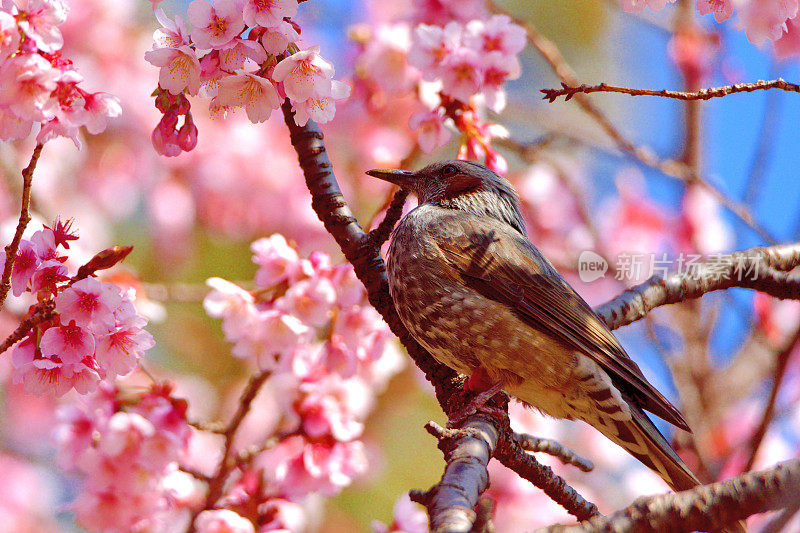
left=367, top=160, right=700, bottom=492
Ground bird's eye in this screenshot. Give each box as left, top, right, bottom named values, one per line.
left=442, top=164, right=457, bottom=176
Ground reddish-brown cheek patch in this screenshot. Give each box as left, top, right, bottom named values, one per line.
left=444, top=174, right=482, bottom=196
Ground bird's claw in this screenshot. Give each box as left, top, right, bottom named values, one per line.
left=447, top=382, right=507, bottom=428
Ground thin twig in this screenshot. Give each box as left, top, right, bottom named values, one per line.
left=512, top=433, right=594, bottom=472
left=180, top=466, right=212, bottom=483
left=495, top=434, right=600, bottom=522
left=189, top=420, right=226, bottom=434
left=0, top=301, right=55, bottom=356
left=367, top=187, right=410, bottom=246
left=186, top=369, right=271, bottom=532
left=541, top=79, right=800, bottom=103
left=743, top=323, right=800, bottom=472
left=0, top=143, right=43, bottom=308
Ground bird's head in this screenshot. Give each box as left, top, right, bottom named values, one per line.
left=366, top=159, right=527, bottom=235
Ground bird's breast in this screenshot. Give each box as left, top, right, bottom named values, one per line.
left=386, top=215, right=575, bottom=396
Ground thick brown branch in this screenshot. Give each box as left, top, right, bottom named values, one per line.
left=412, top=418, right=500, bottom=533
left=539, top=458, right=800, bottom=532
left=280, top=101, right=458, bottom=407
left=0, top=143, right=43, bottom=308
left=594, top=244, right=800, bottom=330
left=542, top=79, right=800, bottom=103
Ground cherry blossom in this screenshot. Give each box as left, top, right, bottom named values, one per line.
left=0, top=11, right=20, bottom=58
left=217, top=38, right=267, bottom=71
left=55, top=384, right=191, bottom=532
left=215, top=73, right=281, bottom=123
left=40, top=321, right=96, bottom=363
left=355, top=24, right=419, bottom=95
left=145, top=45, right=202, bottom=95
left=55, top=276, right=120, bottom=334
left=153, top=8, right=190, bottom=48
left=0, top=106, right=33, bottom=140
left=187, top=0, right=244, bottom=50
left=291, top=79, right=351, bottom=126
left=276, top=276, right=337, bottom=327
left=6, top=221, right=153, bottom=397
left=272, top=45, right=335, bottom=103
left=696, top=0, right=734, bottom=22
left=408, top=22, right=461, bottom=76
left=16, top=0, right=69, bottom=53
left=0, top=54, right=60, bottom=121
left=30, top=258, right=69, bottom=294
left=11, top=240, right=40, bottom=296
left=95, top=325, right=155, bottom=376
left=260, top=20, right=299, bottom=54
left=251, top=234, right=309, bottom=287
left=242, top=0, right=297, bottom=29
left=463, top=15, right=526, bottom=56
left=83, top=91, right=122, bottom=134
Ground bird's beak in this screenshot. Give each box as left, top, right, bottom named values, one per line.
left=365, top=168, right=415, bottom=188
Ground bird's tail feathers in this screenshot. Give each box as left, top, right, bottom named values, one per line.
left=602, top=406, right=747, bottom=532
left=612, top=403, right=700, bottom=491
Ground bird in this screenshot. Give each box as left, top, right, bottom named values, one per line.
left=366, top=159, right=704, bottom=494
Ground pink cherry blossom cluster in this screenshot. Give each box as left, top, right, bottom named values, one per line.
left=407, top=14, right=524, bottom=172
left=349, top=8, right=525, bottom=173
left=622, top=0, right=800, bottom=48
left=7, top=220, right=154, bottom=396
left=409, top=15, right=525, bottom=111
left=202, top=233, right=403, bottom=525
left=55, top=382, right=192, bottom=532
left=145, top=0, right=350, bottom=157
left=0, top=0, right=120, bottom=145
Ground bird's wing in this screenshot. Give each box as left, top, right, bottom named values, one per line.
left=434, top=217, right=690, bottom=431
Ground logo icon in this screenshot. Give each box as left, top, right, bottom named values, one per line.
left=577, top=250, right=608, bottom=283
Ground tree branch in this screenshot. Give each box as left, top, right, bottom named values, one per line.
left=280, top=101, right=459, bottom=408
left=495, top=433, right=600, bottom=522
left=541, top=79, right=800, bottom=103
left=0, top=143, right=43, bottom=308
left=187, top=368, right=271, bottom=532
left=0, top=299, right=55, bottom=355
left=512, top=432, right=594, bottom=473
left=594, top=244, right=800, bottom=330
left=411, top=418, right=499, bottom=533
left=538, top=458, right=800, bottom=532
left=367, top=187, right=409, bottom=247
